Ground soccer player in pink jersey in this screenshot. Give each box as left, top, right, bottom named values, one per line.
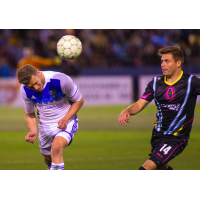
left=118, top=46, right=200, bottom=170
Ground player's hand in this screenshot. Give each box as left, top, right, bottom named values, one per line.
left=25, top=132, right=37, bottom=143
left=118, top=109, right=130, bottom=126
left=57, top=119, right=68, bottom=130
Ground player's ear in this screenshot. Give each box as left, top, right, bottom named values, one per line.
left=177, top=60, right=181, bottom=68
left=37, top=69, right=41, bottom=76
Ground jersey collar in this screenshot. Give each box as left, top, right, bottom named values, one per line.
left=164, top=70, right=183, bottom=86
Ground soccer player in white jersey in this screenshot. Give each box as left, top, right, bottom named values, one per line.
left=17, top=64, right=84, bottom=170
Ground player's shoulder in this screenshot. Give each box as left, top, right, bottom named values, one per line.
left=42, top=71, right=71, bottom=80
left=19, top=84, right=29, bottom=98
left=155, top=75, right=164, bottom=81
left=151, top=75, right=164, bottom=84
left=190, top=73, right=200, bottom=84
left=20, top=83, right=26, bottom=91
left=182, top=71, right=192, bottom=78
left=182, top=71, right=200, bottom=82
left=180, top=72, right=200, bottom=89
left=42, top=71, right=74, bottom=88
left=20, top=84, right=31, bottom=94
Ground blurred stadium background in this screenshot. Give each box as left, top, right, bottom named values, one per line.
left=0, top=29, right=200, bottom=170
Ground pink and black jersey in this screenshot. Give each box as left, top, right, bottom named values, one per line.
left=141, top=71, right=200, bottom=139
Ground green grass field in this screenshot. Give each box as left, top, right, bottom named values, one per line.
left=0, top=104, right=200, bottom=170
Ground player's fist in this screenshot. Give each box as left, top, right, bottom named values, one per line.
left=57, top=119, right=68, bottom=130
left=118, top=109, right=130, bottom=126
left=25, top=132, right=37, bottom=143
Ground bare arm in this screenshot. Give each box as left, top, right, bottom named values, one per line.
left=118, top=98, right=150, bottom=126
left=125, top=98, right=150, bottom=115
left=25, top=112, right=38, bottom=143
left=57, top=97, right=84, bottom=129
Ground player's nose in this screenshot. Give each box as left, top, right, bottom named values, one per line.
left=34, top=85, right=40, bottom=91
left=161, top=62, right=166, bottom=67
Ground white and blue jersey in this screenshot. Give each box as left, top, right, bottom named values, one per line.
left=20, top=71, right=82, bottom=149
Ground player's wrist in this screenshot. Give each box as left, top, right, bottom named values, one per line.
left=30, top=130, right=37, bottom=134
left=60, top=116, right=69, bottom=124
left=123, top=108, right=129, bottom=114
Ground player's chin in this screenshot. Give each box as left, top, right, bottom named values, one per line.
left=37, top=87, right=43, bottom=92
left=162, top=72, right=167, bottom=76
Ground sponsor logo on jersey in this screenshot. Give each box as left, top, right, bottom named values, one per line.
left=161, top=103, right=180, bottom=111
left=31, top=95, right=37, bottom=99
left=48, top=90, right=57, bottom=98
left=43, top=102, right=64, bottom=109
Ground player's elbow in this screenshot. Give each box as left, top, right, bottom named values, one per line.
left=25, top=112, right=36, bottom=119
left=80, top=97, right=84, bottom=107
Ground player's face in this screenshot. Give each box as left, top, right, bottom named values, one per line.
left=26, top=71, right=45, bottom=92
left=161, top=54, right=181, bottom=76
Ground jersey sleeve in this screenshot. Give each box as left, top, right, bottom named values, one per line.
left=58, top=73, right=82, bottom=102
left=141, top=79, right=154, bottom=102
left=20, top=85, right=35, bottom=114
left=191, top=75, right=200, bottom=96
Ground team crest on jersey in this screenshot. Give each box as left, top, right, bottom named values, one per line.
left=49, top=90, right=57, bottom=98
left=166, top=86, right=174, bottom=100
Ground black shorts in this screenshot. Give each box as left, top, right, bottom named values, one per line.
left=149, top=137, right=187, bottom=168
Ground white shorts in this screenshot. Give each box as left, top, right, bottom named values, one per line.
left=40, top=115, right=78, bottom=155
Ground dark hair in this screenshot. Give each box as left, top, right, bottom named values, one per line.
left=157, top=46, right=184, bottom=66
left=17, top=64, right=38, bottom=85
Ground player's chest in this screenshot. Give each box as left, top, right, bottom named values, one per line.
left=154, top=82, right=188, bottom=103
left=26, top=82, right=65, bottom=104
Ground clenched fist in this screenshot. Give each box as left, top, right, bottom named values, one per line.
left=57, top=119, right=68, bottom=130
left=25, top=131, right=37, bottom=143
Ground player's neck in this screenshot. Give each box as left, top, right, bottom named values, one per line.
left=165, top=70, right=183, bottom=84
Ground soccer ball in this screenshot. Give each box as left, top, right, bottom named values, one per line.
left=57, top=35, right=82, bottom=60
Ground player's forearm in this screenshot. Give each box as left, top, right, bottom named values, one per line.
left=126, top=102, right=142, bottom=115
left=63, top=97, right=84, bottom=122
left=126, top=99, right=149, bottom=115
left=25, top=113, right=38, bottom=133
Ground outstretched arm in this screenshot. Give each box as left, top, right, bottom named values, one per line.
left=118, top=98, right=150, bottom=126
left=57, top=97, right=84, bottom=130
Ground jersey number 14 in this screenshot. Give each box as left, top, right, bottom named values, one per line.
left=159, top=144, right=172, bottom=155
